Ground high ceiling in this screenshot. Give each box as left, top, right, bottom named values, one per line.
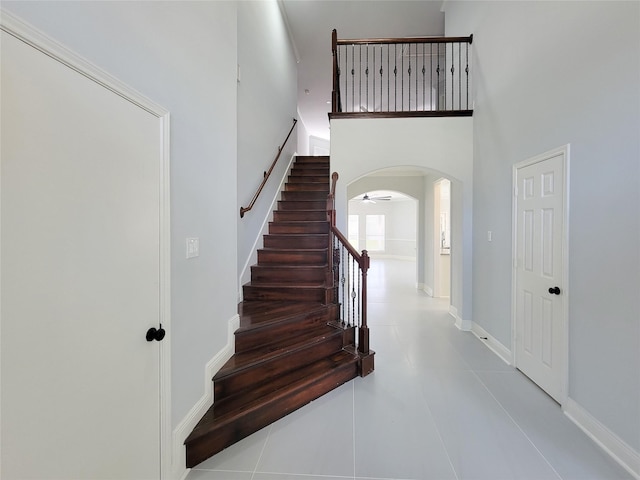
left=280, top=0, right=445, bottom=141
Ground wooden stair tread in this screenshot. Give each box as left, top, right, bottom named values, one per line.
left=237, top=301, right=326, bottom=328
left=186, top=350, right=357, bottom=444
left=215, top=325, right=340, bottom=378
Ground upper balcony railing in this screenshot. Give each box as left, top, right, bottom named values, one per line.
left=331, top=29, right=473, bottom=118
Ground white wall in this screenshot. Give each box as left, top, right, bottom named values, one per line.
left=331, top=117, right=473, bottom=325
left=237, top=0, right=298, bottom=291
left=2, top=0, right=240, bottom=432
left=445, top=0, right=640, bottom=460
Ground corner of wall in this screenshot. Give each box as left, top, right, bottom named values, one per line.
left=564, top=398, right=640, bottom=480
left=170, top=314, right=240, bottom=480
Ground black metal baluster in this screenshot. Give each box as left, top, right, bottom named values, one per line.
left=340, top=244, right=346, bottom=324
left=430, top=43, right=433, bottom=110
left=371, top=45, right=374, bottom=112
left=343, top=46, right=347, bottom=113
left=365, top=45, right=376, bottom=109
left=351, top=44, right=355, bottom=113
left=465, top=42, right=469, bottom=109
left=458, top=42, right=462, bottom=110
left=387, top=44, right=390, bottom=111
left=401, top=44, right=404, bottom=111
left=415, top=43, right=418, bottom=111
left=407, top=44, right=411, bottom=111
left=357, top=261, right=361, bottom=328
left=359, top=45, right=362, bottom=112
left=373, top=45, right=384, bottom=111
left=393, top=44, right=397, bottom=111
left=422, top=43, right=427, bottom=112
left=451, top=43, right=455, bottom=110
left=436, top=43, right=441, bottom=110
left=351, top=256, right=356, bottom=327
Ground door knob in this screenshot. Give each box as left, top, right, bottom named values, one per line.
left=548, top=286, right=561, bottom=295
left=146, top=324, right=166, bottom=342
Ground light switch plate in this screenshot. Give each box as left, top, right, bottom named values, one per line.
left=186, top=237, right=199, bottom=259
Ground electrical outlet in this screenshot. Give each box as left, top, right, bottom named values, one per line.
left=186, top=237, right=199, bottom=259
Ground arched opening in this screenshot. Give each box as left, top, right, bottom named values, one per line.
left=344, top=167, right=459, bottom=313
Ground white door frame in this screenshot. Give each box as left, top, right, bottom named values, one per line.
left=511, top=144, right=570, bottom=405
left=0, top=11, right=172, bottom=478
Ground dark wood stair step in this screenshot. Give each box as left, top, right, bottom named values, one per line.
left=214, top=325, right=344, bottom=398
left=235, top=301, right=336, bottom=353
left=276, top=200, right=326, bottom=211
left=257, top=248, right=327, bottom=265
left=288, top=174, right=328, bottom=183
left=285, top=182, right=329, bottom=192
left=263, top=233, right=328, bottom=249
left=290, top=168, right=330, bottom=177
left=280, top=191, right=328, bottom=201
left=269, top=221, right=329, bottom=234
left=250, top=264, right=326, bottom=284
left=184, top=349, right=358, bottom=468
left=243, top=283, right=327, bottom=302
left=273, top=210, right=327, bottom=222
left=295, top=155, right=329, bottom=166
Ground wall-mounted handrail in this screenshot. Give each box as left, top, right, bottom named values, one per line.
left=240, top=118, right=297, bottom=218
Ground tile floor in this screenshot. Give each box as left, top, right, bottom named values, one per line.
left=187, top=259, right=632, bottom=480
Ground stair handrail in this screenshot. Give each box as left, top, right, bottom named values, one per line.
left=240, top=118, right=298, bottom=218
left=327, top=172, right=373, bottom=376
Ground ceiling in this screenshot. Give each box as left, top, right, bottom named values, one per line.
left=279, top=0, right=445, bottom=141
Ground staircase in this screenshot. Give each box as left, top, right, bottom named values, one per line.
left=185, top=156, right=363, bottom=468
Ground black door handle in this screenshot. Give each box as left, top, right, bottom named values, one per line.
left=146, top=324, right=166, bottom=342
left=548, top=286, right=561, bottom=295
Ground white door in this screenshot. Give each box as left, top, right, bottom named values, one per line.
left=1, top=28, right=166, bottom=479
left=514, top=148, right=567, bottom=403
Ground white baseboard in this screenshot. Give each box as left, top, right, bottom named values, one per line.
left=471, top=321, right=512, bottom=365
left=450, top=305, right=472, bottom=331
left=171, top=314, right=240, bottom=480
left=564, top=398, right=640, bottom=479
left=416, top=283, right=434, bottom=297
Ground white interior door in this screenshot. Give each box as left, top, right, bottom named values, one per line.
left=514, top=148, right=567, bottom=403
left=1, top=28, right=165, bottom=479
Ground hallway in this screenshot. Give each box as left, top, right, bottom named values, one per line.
left=187, top=259, right=631, bottom=480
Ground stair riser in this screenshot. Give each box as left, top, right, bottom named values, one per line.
left=185, top=361, right=357, bottom=468
left=280, top=191, right=328, bottom=201
left=273, top=211, right=327, bottom=222
left=243, top=285, right=326, bottom=302
left=290, top=169, right=329, bottom=178
left=269, top=222, right=329, bottom=234
left=257, top=250, right=327, bottom=265
left=263, top=234, right=328, bottom=249
left=277, top=200, right=327, bottom=211
left=250, top=266, right=326, bottom=285
left=296, top=155, right=330, bottom=165
left=285, top=183, right=329, bottom=192
left=214, top=332, right=344, bottom=400
left=288, top=175, right=327, bottom=183
left=235, top=307, right=334, bottom=353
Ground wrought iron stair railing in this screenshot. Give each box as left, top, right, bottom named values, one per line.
left=327, top=172, right=374, bottom=376
left=331, top=29, right=473, bottom=117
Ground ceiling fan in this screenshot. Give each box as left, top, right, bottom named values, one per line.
left=361, top=193, right=392, bottom=204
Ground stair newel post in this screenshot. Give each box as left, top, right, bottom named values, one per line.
left=358, top=250, right=374, bottom=376
left=332, top=29, right=340, bottom=113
